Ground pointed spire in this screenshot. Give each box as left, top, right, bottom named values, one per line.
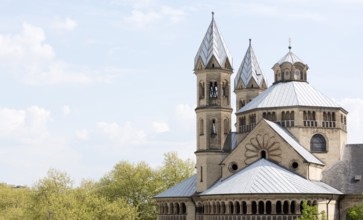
left=234, top=39, right=266, bottom=89
left=194, top=13, right=232, bottom=69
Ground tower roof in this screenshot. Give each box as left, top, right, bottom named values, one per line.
left=194, top=13, right=232, bottom=69
left=237, top=81, right=344, bottom=113
left=277, top=51, right=304, bottom=65
left=234, top=39, right=266, bottom=88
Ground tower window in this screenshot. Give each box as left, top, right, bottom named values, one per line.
left=200, top=166, right=203, bottom=182
left=199, top=119, right=204, bottom=135
left=260, top=150, right=267, bottom=159
left=224, top=118, right=229, bottom=134
left=209, top=82, right=218, bottom=98
left=211, top=119, right=216, bottom=134
left=310, top=134, right=327, bottom=152
left=199, top=81, right=205, bottom=99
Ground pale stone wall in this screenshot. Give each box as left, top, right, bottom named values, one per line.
left=196, top=151, right=228, bottom=192
left=221, top=120, right=321, bottom=180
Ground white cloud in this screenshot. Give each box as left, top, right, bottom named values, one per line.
left=152, top=121, right=169, bottom=133
left=97, top=121, right=146, bottom=144
left=0, top=23, right=113, bottom=85
left=0, top=106, right=51, bottom=144
left=175, top=104, right=194, bottom=121
left=339, top=98, right=363, bottom=144
left=123, top=5, right=186, bottom=28
left=230, top=2, right=326, bottom=22
left=52, top=17, right=78, bottom=31
left=112, top=0, right=153, bottom=8
left=63, top=105, right=71, bottom=116
left=75, top=129, right=89, bottom=141
left=173, top=104, right=195, bottom=131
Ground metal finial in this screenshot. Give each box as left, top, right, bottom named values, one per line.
left=249, top=38, right=252, bottom=46
left=212, top=11, right=214, bottom=19
left=288, top=37, right=292, bottom=51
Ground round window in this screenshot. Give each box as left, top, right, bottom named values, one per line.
left=229, top=162, right=238, bottom=172
left=291, top=162, right=299, bottom=169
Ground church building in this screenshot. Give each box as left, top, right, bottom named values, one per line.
left=155, top=14, right=363, bottom=220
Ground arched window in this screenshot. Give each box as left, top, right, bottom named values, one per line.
left=229, top=201, right=234, bottom=214
left=222, top=81, right=229, bottom=98
left=211, top=119, right=216, bottom=135
left=272, top=112, right=276, bottom=121
left=291, top=201, right=296, bottom=214
left=310, top=134, right=327, bottom=152
left=252, top=201, right=257, bottom=214
left=199, top=119, right=204, bottom=135
left=224, top=118, right=229, bottom=134
left=199, top=81, right=205, bottom=99
left=258, top=201, right=264, bottom=214
left=261, top=150, right=267, bottom=159
left=276, top=201, right=282, bottom=214
left=266, top=201, right=272, bottom=214
left=239, top=99, right=245, bottom=108
left=242, top=201, right=247, bottom=214
left=220, top=202, right=225, bottom=214
left=235, top=202, right=240, bottom=214
left=283, top=201, right=289, bottom=214
left=214, top=82, right=218, bottom=97
left=175, top=203, right=180, bottom=214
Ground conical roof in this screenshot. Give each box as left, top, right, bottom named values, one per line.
left=234, top=39, right=266, bottom=88
left=278, top=51, right=304, bottom=65
left=194, top=13, right=232, bottom=69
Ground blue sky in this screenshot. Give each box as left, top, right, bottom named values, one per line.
left=0, top=0, right=362, bottom=185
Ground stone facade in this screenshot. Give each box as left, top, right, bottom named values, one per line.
left=155, top=14, right=363, bottom=220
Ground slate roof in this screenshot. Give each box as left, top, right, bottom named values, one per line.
left=234, top=40, right=266, bottom=89
left=154, top=175, right=196, bottom=198
left=223, top=132, right=238, bottom=151
left=202, top=159, right=341, bottom=195
left=265, top=120, right=324, bottom=165
left=194, top=14, right=232, bottom=69
left=277, top=51, right=304, bottom=65
left=322, top=144, right=363, bottom=194
left=237, top=81, right=343, bottom=113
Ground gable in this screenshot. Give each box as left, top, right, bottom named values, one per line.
left=221, top=119, right=322, bottom=180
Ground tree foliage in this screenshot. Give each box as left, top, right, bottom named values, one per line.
left=347, top=195, right=363, bottom=220
left=0, top=151, right=195, bottom=220
left=297, top=201, right=326, bottom=220
left=157, top=152, right=195, bottom=190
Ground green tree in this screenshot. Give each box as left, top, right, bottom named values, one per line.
left=297, top=201, right=326, bottom=220
left=347, top=195, right=363, bottom=220
left=27, top=169, right=77, bottom=219
left=98, top=152, right=195, bottom=220
left=157, top=152, right=195, bottom=190
left=28, top=169, right=137, bottom=220
left=0, top=183, right=31, bottom=220
left=98, top=161, right=159, bottom=220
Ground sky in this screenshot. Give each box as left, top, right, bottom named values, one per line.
left=0, top=0, right=362, bottom=186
